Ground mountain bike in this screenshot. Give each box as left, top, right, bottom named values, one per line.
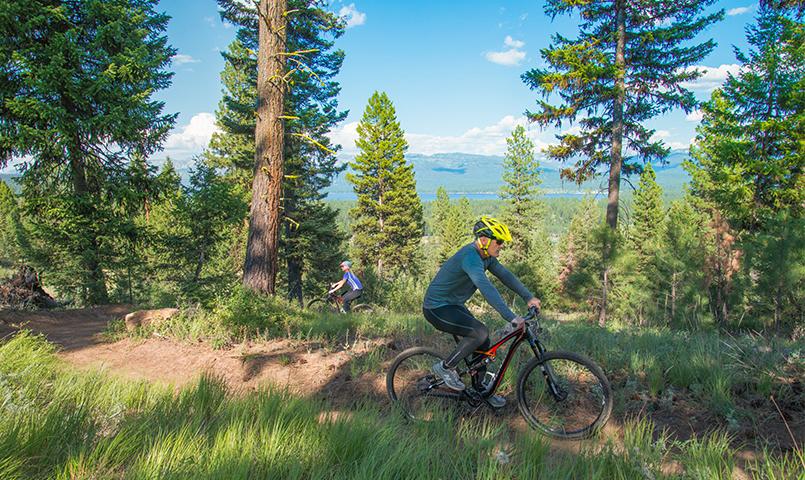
left=306, top=290, right=374, bottom=314
left=386, top=306, right=612, bottom=440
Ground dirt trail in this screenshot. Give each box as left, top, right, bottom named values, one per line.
left=0, top=305, right=390, bottom=401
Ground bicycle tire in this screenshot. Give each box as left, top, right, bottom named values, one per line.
left=351, top=303, right=374, bottom=314
left=306, top=298, right=334, bottom=313
left=516, top=350, right=612, bottom=440
left=387, top=347, right=463, bottom=422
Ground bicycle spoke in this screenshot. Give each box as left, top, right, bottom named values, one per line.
left=387, top=348, right=463, bottom=422
left=517, top=351, right=612, bottom=439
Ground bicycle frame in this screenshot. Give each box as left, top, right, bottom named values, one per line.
left=461, top=322, right=543, bottom=394
left=326, top=292, right=344, bottom=307
left=445, top=311, right=565, bottom=406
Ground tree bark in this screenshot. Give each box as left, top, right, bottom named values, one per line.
left=598, top=0, right=627, bottom=327
left=670, top=272, right=677, bottom=321
left=598, top=267, right=609, bottom=327
left=607, top=0, right=626, bottom=231
left=377, top=193, right=384, bottom=278
left=67, top=143, right=109, bottom=305
left=243, top=0, right=287, bottom=295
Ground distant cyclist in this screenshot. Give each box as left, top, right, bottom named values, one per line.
left=423, top=216, right=541, bottom=408
left=329, top=260, right=364, bottom=313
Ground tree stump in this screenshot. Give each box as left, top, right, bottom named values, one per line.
left=0, top=266, right=59, bottom=309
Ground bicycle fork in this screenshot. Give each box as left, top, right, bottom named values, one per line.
left=529, top=339, right=567, bottom=402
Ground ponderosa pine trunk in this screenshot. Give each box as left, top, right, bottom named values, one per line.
left=67, top=141, right=109, bottom=305
left=599, top=0, right=627, bottom=327
left=243, top=0, right=287, bottom=295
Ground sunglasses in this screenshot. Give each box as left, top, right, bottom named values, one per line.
left=494, top=239, right=504, bottom=246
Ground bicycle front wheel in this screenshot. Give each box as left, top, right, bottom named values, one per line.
left=387, top=347, right=463, bottom=422
left=517, top=350, right=612, bottom=440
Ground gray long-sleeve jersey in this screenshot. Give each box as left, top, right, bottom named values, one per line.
left=423, top=243, right=534, bottom=321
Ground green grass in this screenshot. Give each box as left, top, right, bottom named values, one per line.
left=2, top=331, right=803, bottom=479
left=541, top=318, right=804, bottom=428
left=138, top=296, right=429, bottom=348
left=128, top=298, right=804, bottom=451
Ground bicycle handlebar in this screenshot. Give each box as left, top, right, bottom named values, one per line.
left=506, top=305, right=541, bottom=332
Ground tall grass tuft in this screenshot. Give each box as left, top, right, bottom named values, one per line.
left=678, top=430, right=736, bottom=479
left=622, top=416, right=670, bottom=477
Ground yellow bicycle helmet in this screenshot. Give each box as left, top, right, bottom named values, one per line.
left=473, top=216, right=512, bottom=243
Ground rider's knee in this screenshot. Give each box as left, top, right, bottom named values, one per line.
left=475, top=324, right=489, bottom=342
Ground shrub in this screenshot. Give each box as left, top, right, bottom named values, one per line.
left=212, top=286, right=308, bottom=337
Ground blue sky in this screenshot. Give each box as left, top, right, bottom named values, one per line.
left=147, top=1, right=761, bottom=168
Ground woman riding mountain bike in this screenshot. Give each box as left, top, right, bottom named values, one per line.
left=328, top=260, right=364, bottom=313
left=423, top=216, right=541, bottom=409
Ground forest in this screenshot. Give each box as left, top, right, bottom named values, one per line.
left=0, top=0, right=802, bottom=478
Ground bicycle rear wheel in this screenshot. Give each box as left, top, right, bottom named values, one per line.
left=516, top=350, right=612, bottom=439
left=387, top=347, right=463, bottom=422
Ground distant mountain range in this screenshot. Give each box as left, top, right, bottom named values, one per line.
left=326, top=150, right=691, bottom=199
left=2, top=150, right=691, bottom=200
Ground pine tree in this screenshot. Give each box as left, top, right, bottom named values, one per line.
left=431, top=187, right=473, bottom=264
left=206, top=38, right=258, bottom=191
left=0, top=180, right=21, bottom=264
left=747, top=213, right=804, bottom=330
left=499, top=125, right=544, bottom=263
left=523, top=0, right=722, bottom=324
left=687, top=6, right=803, bottom=329
left=558, top=198, right=603, bottom=308
left=431, top=187, right=452, bottom=240
left=629, top=163, right=665, bottom=268
left=149, top=163, right=247, bottom=304
left=0, top=0, right=176, bottom=304
left=524, top=0, right=722, bottom=230
left=348, top=92, right=424, bottom=278
left=655, top=197, right=710, bottom=326
left=688, top=6, right=803, bottom=232
left=242, top=0, right=288, bottom=295
left=212, top=0, right=347, bottom=302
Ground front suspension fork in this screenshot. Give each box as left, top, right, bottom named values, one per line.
left=529, top=339, right=567, bottom=401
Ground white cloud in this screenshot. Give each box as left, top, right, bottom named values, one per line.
left=485, top=49, right=526, bottom=66
left=667, top=139, right=693, bottom=150
left=649, top=130, right=692, bottom=149
left=686, top=110, right=704, bottom=122
left=328, top=121, right=360, bottom=156
left=406, top=116, right=530, bottom=155
left=3, top=114, right=220, bottom=171
left=338, top=116, right=556, bottom=158
left=680, top=64, right=741, bottom=91
left=172, top=54, right=200, bottom=66
left=339, top=3, right=366, bottom=28
left=159, top=113, right=219, bottom=167
left=485, top=36, right=527, bottom=66
left=727, top=6, right=752, bottom=16
left=504, top=36, right=525, bottom=49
